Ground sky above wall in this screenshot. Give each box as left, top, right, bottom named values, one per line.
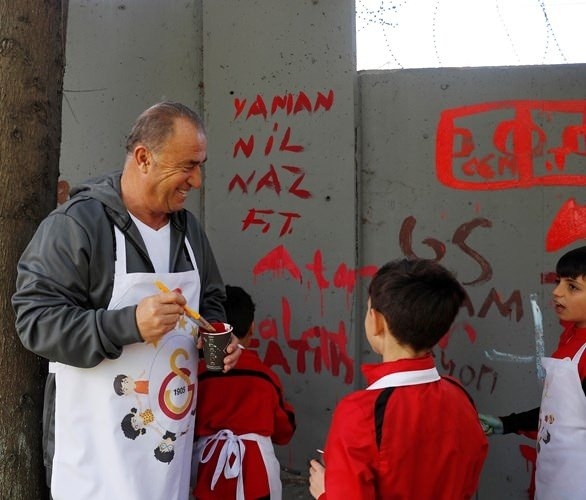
left=356, top=0, right=585, bottom=70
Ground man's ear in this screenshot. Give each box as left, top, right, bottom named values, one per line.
left=134, top=145, right=150, bottom=172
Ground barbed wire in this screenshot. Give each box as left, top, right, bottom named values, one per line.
left=356, top=0, right=571, bottom=69
left=536, top=0, right=568, bottom=63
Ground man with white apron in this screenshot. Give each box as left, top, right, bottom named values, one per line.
left=535, top=343, right=586, bottom=499
left=12, top=102, right=237, bottom=500
left=50, top=226, right=201, bottom=499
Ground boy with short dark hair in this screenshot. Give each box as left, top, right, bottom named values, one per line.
left=480, top=245, right=586, bottom=499
left=309, top=258, right=488, bottom=499
left=193, top=285, right=296, bottom=500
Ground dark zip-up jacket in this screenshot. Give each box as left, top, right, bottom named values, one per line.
left=12, top=170, right=226, bottom=479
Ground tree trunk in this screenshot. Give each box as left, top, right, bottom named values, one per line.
left=0, top=1, right=67, bottom=498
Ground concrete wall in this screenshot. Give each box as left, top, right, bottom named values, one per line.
left=60, top=0, right=203, bottom=210
left=59, top=1, right=586, bottom=497
left=359, top=65, right=586, bottom=498
left=200, top=0, right=358, bottom=479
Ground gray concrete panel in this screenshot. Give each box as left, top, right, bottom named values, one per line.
left=359, top=65, right=586, bottom=498
left=60, top=0, right=203, bottom=213
left=202, top=0, right=359, bottom=478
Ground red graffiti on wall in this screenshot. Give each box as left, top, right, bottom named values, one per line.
left=437, top=321, right=499, bottom=396
left=228, top=89, right=335, bottom=236
left=400, top=215, right=493, bottom=286
left=233, top=90, right=334, bottom=120
left=233, top=125, right=304, bottom=158
left=247, top=244, right=381, bottom=383
left=436, top=100, right=586, bottom=190
left=241, top=209, right=302, bottom=237
left=228, top=164, right=311, bottom=198
left=253, top=244, right=377, bottom=315
left=249, top=225, right=525, bottom=388
left=255, top=297, right=354, bottom=384
left=252, top=245, right=303, bottom=282
left=437, top=100, right=586, bottom=251
left=438, top=347, right=498, bottom=395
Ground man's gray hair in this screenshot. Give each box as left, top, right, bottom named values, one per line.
left=125, top=101, right=205, bottom=154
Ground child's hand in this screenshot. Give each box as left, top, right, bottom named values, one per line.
left=478, top=413, right=504, bottom=435
left=222, top=335, right=242, bottom=372
left=308, top=459, right=325, bottom=499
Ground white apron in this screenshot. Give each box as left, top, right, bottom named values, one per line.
left=50, top=225, right=201, bottom=500
left=535, top=342, right=586, bottom=500
left=194, top=429, right=282, bottom=500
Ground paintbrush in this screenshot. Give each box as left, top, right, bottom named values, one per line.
left=154, top=280, right=217, bottom=332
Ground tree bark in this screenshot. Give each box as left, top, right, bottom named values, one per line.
left=0, top=1, right=67, bottom=498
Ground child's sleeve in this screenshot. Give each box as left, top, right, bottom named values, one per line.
left=500, top=407, right=540, bottom=434
left=270, top=371, right=296, bottom=445
left=322, top=398, right=375, bottom=499
left=273, top=398, right=296, bottom=445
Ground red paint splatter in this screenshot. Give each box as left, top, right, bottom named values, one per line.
left=438, top=321, right=477, bottom=349
left=306, top=250, right=330, bottom=315
left=545, top=198, right=586, bottom=251
left=519, top=444, right=537, bottom=499
left=252, top=245, right=302, bottom=282
left=263, top=340, right=292, bottom=374
left=333, top=263, right=377, bottom=307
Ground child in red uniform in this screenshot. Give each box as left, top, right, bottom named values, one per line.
left=479, top=246, right=586, bottom=499
left=309, top=258, right=488, bottom=499
left=193, top=285, right=296, bottom=500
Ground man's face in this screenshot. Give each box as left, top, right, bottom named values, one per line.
left=145, top=117, right=207, bottom=215
left=553, top=275, right=586, bottom=327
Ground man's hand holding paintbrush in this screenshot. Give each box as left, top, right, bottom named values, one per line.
left=154, top=280, right=216, bottom=332
left=150, top=281, right=242, bottom=372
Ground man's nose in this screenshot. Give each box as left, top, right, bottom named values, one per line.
left=188, top=166, right=202, bottom=188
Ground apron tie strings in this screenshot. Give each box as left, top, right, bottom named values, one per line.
left=199, top=429, right=246, bottom=500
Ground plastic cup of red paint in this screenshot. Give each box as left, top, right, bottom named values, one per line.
left=201, top=322, right=233, bottom=371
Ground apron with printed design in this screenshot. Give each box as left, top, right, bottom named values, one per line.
left=50, top=225, right=201, bottom=500
left=535, top=342, right=586, bottom=500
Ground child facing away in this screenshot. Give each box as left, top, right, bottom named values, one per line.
left=479, top=245, right=586, bottom=499
left=308, top=258, right=488, bottom=499
left=192, top=285, right=296, bottom=500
